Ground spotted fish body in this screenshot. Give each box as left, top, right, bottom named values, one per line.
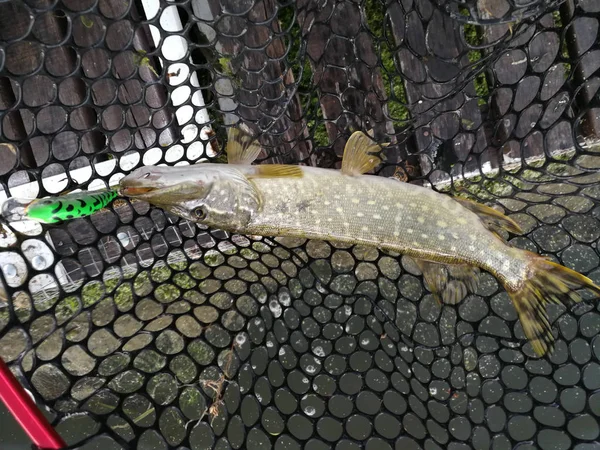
left=120, top=129, right=600, bottom=356
left=25, top=189, right=119, bottom=224
left=245, top=167, right=527, bottom=280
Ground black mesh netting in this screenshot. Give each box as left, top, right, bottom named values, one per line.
left=1, top=0, right=600, bottom=449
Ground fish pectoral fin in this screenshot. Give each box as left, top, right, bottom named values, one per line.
left=454, top=197, right=522, bottom=235
left=341, top=131, right=386, bottom=176
left=225, top=126, right=262, bottom=165
left=249, top=165, right=303, bottom=178
left=414, top=259, right=480, bottom=305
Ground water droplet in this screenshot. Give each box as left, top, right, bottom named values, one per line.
left=279, top=348, right=286, bottom=356
left=316, top=281, right=327, bottom=294
left=304, top=405, right=316, bottom=416
left=278, top=291, right=291, bottom=306
left=3, top=264, right=16, bottom=278
left=31, top=255, right=45, bottom=270
left=361, top=338, right=370, bottom=346
left=266, top=340, right=274, bottom=348
left=313, top=346, right=325, bottom=357
left=429, top=387, right=437, bottom=395
left=269, top=300, right=282, bottom=317
left=117, top=232, right=130, bottom=247
left=235, top=334, right=246, bottom=345
left=302, top=377, right=309, bottom=384
left=306, top=365, right=316, bottom=374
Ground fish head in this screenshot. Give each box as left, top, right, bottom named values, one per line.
left=120, top=164, right=261, bottom=231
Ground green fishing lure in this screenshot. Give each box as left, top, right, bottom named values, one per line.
left=24, top=189, right=119, bottom=224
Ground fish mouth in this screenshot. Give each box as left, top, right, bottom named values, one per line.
left=120, top=186, right=157, bottom=196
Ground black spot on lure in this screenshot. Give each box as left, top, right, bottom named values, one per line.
left=21, top=189, right=119, bottom=224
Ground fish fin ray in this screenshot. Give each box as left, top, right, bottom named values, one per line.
left=490, top=230, right=510, bottom=244
left=506, top=251, right=600, bottom=356
left=414, top=259, right=480, bottom=305
left=249, top=165, right=303, bottom=178
left=341, top=131, right=386, bottom=176
left=455, top=197, right=522, bottom=235
left=442, top=280, right=468, bottom=305
left=447, top=264, right=481, bottom=291
left=226, top=127, right=262, bottom=165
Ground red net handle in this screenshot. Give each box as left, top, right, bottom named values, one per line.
left=0, top=358, right=65, bottom=450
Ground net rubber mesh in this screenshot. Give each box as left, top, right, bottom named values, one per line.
left=0, top=0, right=600, bottom=449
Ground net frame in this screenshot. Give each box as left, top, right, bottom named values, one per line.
left=0, top=0, right=599, bottom=449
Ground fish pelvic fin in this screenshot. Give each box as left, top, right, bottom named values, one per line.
left=341, top=131, right=387, bottom=176
left=455, top=197, right=522, bottom=235
left=506, top=252, right=600, bottom=357
left=226, top=126, right=262, bottom=165
left=412, top=258, right=480, bottom=305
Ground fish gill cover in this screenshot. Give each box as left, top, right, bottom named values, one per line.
left=0, top=0, right=599, bottom=449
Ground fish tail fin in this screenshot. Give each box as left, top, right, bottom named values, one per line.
left=506, top=252, right=600, bottom=356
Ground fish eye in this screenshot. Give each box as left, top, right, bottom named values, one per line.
left=193, top=206, right=207, bottom=220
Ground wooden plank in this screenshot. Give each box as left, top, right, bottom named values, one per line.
left=0, top=1, right=36, bottom=41
left=0, top=83, right=36, bottom=168
left=201, top=0, right=313, bottom=164
left=480, top=2, right=554, bottom=162
left=389, top=1, right=492, bottom=184
left=296, top=0, right=399, bottom=167
left=563, top=0, right=600, bottom=138
left=128, top=0, right=179, bottom=151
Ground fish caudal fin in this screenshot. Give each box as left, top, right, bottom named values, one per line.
left=507, top=253, right=600, bottom=356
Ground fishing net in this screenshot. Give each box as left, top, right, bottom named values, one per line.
left=0, top=0, right=600, bottom=448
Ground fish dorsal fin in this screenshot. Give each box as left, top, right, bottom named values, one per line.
left=411, top=257, right=480, bottom=305
left=341, top=131, right=386, bottom=176
left=248, top=165, right=303, bottom=179
left=225, top=126, right=262, bottom=165
left=455, top=197, right=522, bottom=235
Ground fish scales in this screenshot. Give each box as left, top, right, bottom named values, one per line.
left=245, top=166, right=528, bottom=288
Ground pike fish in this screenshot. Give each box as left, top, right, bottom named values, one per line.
left=2, top=189, right=119, bottom=224
left=120, top=128, right=600, bottom=356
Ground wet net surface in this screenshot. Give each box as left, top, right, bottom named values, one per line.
left=1, top=0, right=600, bottom=449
